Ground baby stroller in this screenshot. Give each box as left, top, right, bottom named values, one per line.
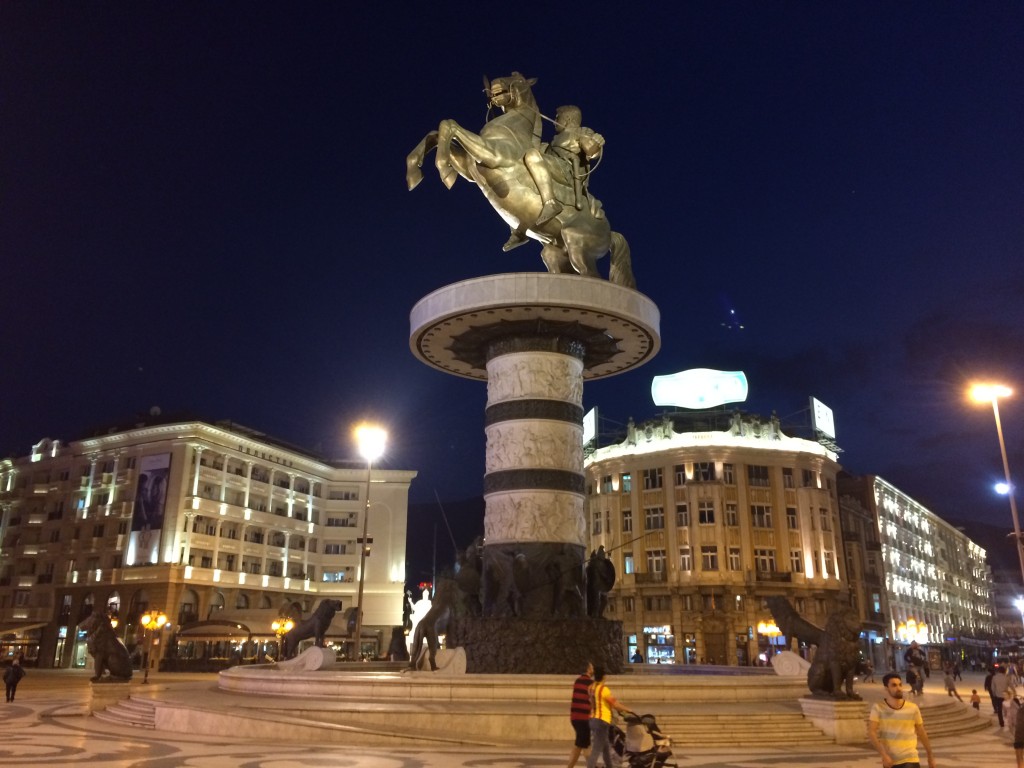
left=619, top=711, right=676, bottom=768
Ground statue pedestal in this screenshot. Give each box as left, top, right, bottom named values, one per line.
left=447, top=617, right=622, bottom=674
left=89, top=680, right=133, bottom=713
left=798, top=697, right=868, bottom=744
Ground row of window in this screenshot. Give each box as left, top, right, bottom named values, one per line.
left=616, top=594, right=830, bottom=614
left=622, top=546, right=836, bottom=575
left=595, top=504, right=833, bottom=533
left=599, top=465, right=822, bottom=493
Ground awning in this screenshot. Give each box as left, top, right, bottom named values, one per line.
left=0, top=622, right=47, bottom=637
left=176, top=620, right=253, bottom=640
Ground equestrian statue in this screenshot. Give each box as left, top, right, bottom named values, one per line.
left=407, top=73, right=636, bottom=289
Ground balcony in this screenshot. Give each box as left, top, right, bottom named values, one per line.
left=756, top=570, right=792, bottom=583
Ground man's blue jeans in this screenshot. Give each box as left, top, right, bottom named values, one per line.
left=586, top=718, right=614, bottom=768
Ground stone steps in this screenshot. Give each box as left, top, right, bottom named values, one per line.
left=94, top=697, right=157, bottom=729
left=650, top=711, right=834, bottom=746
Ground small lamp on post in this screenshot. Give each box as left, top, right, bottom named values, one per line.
left=139, top=610, right=168, bottom=684
left=353, top=423, right=386, bottom=661
left=271, top=617, right=294, bottom=661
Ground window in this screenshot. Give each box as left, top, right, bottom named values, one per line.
left=642, top=468, right=663, bottom=490
left=644, top=595, right=671, bottom=611
left=679, top=547, right=692, bottom=571
left=623, top=596, right=635, bottom=612
left=728, top=547, right=741, bottom=571
left=623, top=553, right=634, bottom=574
left=620, top=473, right=632, bottom=493
left=698, top=500, right=715, bottom=525
left=819, top=508, right=832, bottom=531
left=786, top=507, right=799, bottom=530
left=646, top=549, right=666, bottom=573
left=823, top=550, right=836, bottom=577
left=622, top=509, right=633, bottom=533
left=802, top=469, right=816, bottom=488
left=92, top=524, right=105, bottom=538
left=674, top=464, right=686, bottom=486
left=791, top=550, right=804, bottom=572
left=782, top=467, right=794, bottom=488
left=750, top=505, right=772, bottom=528
left=693, top=462, right=716, bottom=482
left=644, top=506, right=665, bottom=530
left=118, top=521, right=129, bottom=535
left=680, top=595, right=694, bottom=611
left=754, top=548, right=777, bottom=573
left=722, top=463, right=735, bottom=484
left=724, top=503, right=738, bottom=526
left=701, top=545, right=719, bottom=571
left=111, top=554, right=123, bottom=569
left=747, top=465, right=770, bottom=487
left=601, top=475, right=614, bottom=493
left=592, top=510, right=603, bottom=535
left=675, top=503, right=689, bottom=527
left=324, top=543, right=347, bottom=555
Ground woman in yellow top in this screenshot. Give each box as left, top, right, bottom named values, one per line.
left=587, top=665, right=628, bottom=768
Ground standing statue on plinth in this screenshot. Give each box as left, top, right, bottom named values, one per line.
left=407, top=73, right=636, bottom=289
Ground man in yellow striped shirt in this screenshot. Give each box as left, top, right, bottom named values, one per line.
left=868, top=672, right=936, bottom=768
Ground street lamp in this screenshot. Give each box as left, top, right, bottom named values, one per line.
left=139, top=610, right=168, bottom=684
left=1015, top=598, right=1024, bottom=638
left=352, top=423, right=386, bottom=661
left=970, top=383, right=1023, bottom=585
left=271, top=617, right=294, bottom=660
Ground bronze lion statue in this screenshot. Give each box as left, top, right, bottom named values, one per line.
left=766, top=596, right=862, bottom=700
left=282, top=599, right=342, bottom=659
left=78, top=609, right=133, bottom=682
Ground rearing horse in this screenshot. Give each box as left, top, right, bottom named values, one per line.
left=406, top=73, right=635, bottom=288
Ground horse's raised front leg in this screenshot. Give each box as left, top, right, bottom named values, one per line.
left=407, top=131, right=439, bottom=191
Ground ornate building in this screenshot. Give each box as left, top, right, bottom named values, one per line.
left=837, top=475, right=995, bottom=661
left=584, top=410, right=847, bottom=665
left=0, top=418, right=415, bottom=668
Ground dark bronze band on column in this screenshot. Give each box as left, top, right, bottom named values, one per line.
left=486, top=335, right=586, bottom=362
left=485, top=400, right=583, bottom=426
left=484, top=469, right=585, bottom=494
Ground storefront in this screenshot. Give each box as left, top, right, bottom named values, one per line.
left=643, top=625, right=675, bottom=664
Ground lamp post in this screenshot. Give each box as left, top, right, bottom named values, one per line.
left=271, top=617, right=294, bottom=661
left=352, top=423, right=386, bottom=661
left=1015, top=598, right=1024, bottom=639
left=970, top=383, right=1024, bottom=585
left=139, top=610, right=167, bottom=684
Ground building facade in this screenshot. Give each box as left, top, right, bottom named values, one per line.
left=584, top=411, right=847, bottom=666
left=838, top=474, right=995, bottom=666
left=0, top=419, right=415, bottom=668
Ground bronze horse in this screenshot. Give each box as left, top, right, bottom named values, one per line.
left=406, top=73, right=635, bottom=288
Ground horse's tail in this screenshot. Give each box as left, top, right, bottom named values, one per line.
left=609, top=231, right=636, bottom=289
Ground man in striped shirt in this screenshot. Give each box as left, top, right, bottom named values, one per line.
left=868, top=672, right=936, bottom=768
left=567, top=661, right=593, bottom=768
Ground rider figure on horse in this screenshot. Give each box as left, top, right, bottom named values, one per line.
left=503, top=105, right=606, bottom=252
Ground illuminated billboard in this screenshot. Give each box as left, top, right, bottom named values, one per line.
left=651, top=368, right=749, bottom=409
left=810, top=397, right=836, bottom=439
left=582, top=407, right=597, bottom=446
left=128, top=453, right=171, bottom=565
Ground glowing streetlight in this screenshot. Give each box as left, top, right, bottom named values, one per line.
left=352, top=423, right=386, bottom=660
left=271, top=617, right=294, bottom=660
left=139, top=610, right=168, bottom=684
left=1015, top=598, right=1024, bottom=638
left=970, top=383, right=1023, bottom=585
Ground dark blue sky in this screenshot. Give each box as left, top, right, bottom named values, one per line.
left=2, top=3, right=1022, bottom=534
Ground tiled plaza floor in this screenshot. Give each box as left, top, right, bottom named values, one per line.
left=0, top=669, right=1011, bottom=767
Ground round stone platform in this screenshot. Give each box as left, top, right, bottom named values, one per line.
left=410, top=272, right=660, bottom=380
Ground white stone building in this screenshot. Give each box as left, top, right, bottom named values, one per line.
left=0, top=418, right=415, bottom=668
left=584, top=411, right=846, bottom=665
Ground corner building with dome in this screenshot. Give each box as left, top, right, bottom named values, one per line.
left=584, top=410, right=847, bottom=665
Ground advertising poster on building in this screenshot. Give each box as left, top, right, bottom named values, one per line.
left=129, top=453, right=171, bottom=565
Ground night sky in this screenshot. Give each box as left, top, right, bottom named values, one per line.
left=3, top=4, right=1022, bottom=542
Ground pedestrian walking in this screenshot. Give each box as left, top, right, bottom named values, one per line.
left=586, top=666, right=628, bottom=768
left=994, top=666, right=1013, bottom=728
left=567, top=661, right=593, bottom=768
left=3, top=659, right=24, bottom=702
left=942, top=663, right=962, bottom=702
left=868, top=672, right=936, bottom=768
left=969, top=689, right=981, bottom=710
